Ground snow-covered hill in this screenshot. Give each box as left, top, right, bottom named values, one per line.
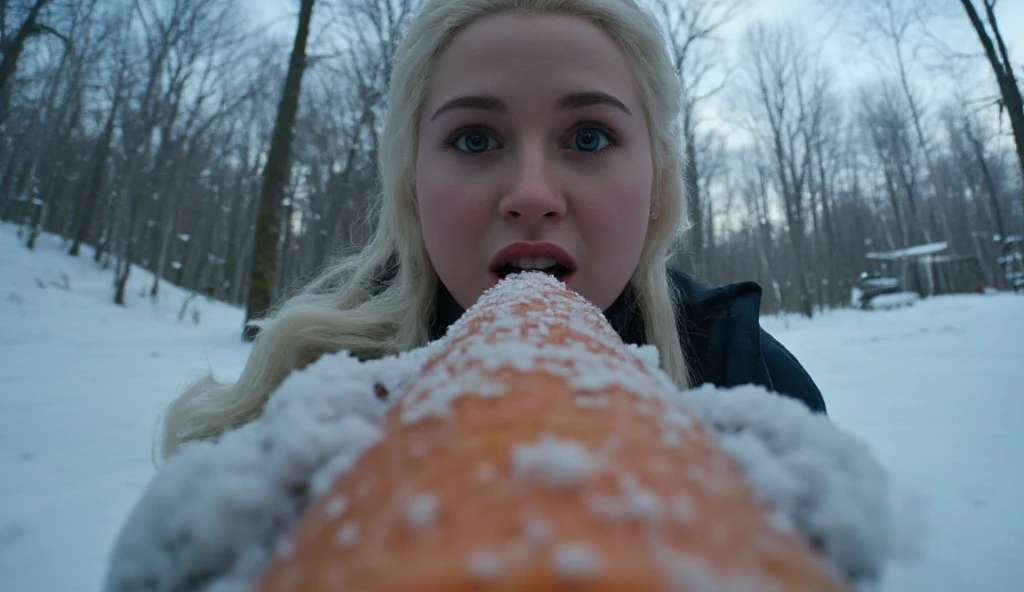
left=0, top=223, right=251, bottom=591
left=1, top=221, right=1022, bottom=591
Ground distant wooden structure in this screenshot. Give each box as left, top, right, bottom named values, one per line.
left=997, top=236, right=1024, bottom=293
left=861, top=241, right=985, bottom=299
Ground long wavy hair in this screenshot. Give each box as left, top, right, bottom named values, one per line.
left=159, top=0, right=689, bottom=460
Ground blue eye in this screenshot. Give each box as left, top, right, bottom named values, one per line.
left=452, top=130, right=499, bottom=153
left=572, top=128, right=612, bottom=152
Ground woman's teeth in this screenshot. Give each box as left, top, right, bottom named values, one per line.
left=511, top=257, right=557, bottom=270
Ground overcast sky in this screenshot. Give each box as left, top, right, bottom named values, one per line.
left=249, top=0, right=1024, bottom=145
left=717, top=0, right=1024, bottom=84
left=250, top=0, right=1024, bottom=62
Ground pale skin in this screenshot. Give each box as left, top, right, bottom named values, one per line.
left=415, top=13, right=656, bottom=311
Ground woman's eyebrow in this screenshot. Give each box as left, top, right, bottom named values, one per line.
left=556, top=91, right=632, bottom=116
left=429, top=91, right=632, bottom=122
left=430, top=96, right=505, bottom=121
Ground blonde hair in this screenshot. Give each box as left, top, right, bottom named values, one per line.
left=159, top=0, right=690, bottom=460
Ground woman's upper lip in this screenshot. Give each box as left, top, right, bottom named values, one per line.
left=490, top=242, right=577, bottom=271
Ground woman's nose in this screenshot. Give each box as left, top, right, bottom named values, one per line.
left=498, top=146, right=566, bottom=223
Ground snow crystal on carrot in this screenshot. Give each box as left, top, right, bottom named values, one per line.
left=405, top=493, right=440, bottom=530
left=552, top=543, right=602, bottom=580
left=586, top=476, right=666, bottom=524
left=467, top=550, right=503, bottom=580
left=335, top=522, right=359, bottom=548
left=324, top=495, right=347, bottom=520
left=274, top=537, right=295, bottom=560
left=671, top=493, right=695, bottom=524
left=512, top=435, right=600, bottom=488
left=475, top=462, right=497, bottom=482
left=619, top=474, right=664, bottom=521
left=522, top=512, right=553, bottom=543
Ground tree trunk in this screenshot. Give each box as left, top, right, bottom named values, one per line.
left=114, top=208, right=142, bottom=306
left=960, top=0, right=1024, bottom=212
left=276, top=193, right=296, bottom=296
left=25, top=45, right=71, bottom=250
left=891, top=31, right=956, bottom=252
left=114, top=235, right=135, bottom=305
left=0, top=131, right=25, bottom=216
left=150, top=202, right=178, bottom=298
left=0, top=0, right=55, bottom=123
left=94, top=184, right=119, bottom=265
left=704, top=177, right=715, bottom=280
left=882, top=165, right=908, bottom=248
left=966, top=127, right=1006, bottom=242
left=894, top=156, right=928, bottom=245
left=69, top=94, right=120, bottom=256
left=111, top=137, right=155, bottom=303
left=682, top=107, right=703, bottom=276
left=243, top=0, right=315, bottom=341
left=819, top=180, right=839, bottom=306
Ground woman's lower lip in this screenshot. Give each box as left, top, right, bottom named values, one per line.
left=490, top=271, right=575, bottom=286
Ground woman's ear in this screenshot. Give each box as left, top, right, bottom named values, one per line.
left=649, top=184, right=661, bottom=221
left=649, top=151, right=678, bottom=223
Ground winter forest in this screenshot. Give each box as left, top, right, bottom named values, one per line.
left=1, top=0, right=1022, bottom=324
left=3, top=2, right=1024, bottom=591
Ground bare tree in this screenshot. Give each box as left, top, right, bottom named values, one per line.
left=808, top=92, right=844, bottom=309
left=942, top=101, right=1016, bottom=287
left=68, top=79, right=122, bottom=257
left=737, top=148, right=786, bottom=309
left=858, top=80, right=930, bottom=248
left=650, top=0, right=747, bottom=276
left=24, top=0, right=104, bottom=250
left=264, top=0, right=423, bottom=299
left=67, top=7, right=132, bottom=259
left=823, top=0, right=960, bottom=253
left=0, top=0, right=68, bottom=123
left=694, top=130, right=728, bottom=282
left=244, top=0, right=316, bottom=340
left=736, top=22, right=832, bottom=317
left=104, top=0, right=242, bottom=305
left=958, top=0, right=1024, bottom=212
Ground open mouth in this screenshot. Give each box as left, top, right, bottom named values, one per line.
left=495, top=258, right=573, bottom=280
left=490, top=243, right=577, bottom=284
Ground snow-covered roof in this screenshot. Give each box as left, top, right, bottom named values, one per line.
left=860, top=277, right=899, bottom=288
left=866, top=242, right=948, bottom=260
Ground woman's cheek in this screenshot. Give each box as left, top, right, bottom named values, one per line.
left=592, top=180, right=651, bottom=232
left=419, top=177, right=489, bottom=255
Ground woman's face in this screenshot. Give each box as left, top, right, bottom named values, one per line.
left=415, top=13, right=655, bottom=311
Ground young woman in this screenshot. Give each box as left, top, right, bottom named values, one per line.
left=160, top=0, right=825, bottom=460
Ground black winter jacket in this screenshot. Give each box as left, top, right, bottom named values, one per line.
left=428, top=268, right=827, bottom=414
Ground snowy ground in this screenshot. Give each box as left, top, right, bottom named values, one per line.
left=1, top=221, right=1022, bottom=591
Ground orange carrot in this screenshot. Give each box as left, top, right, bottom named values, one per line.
left=254, top=273, right=849, bottom=592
